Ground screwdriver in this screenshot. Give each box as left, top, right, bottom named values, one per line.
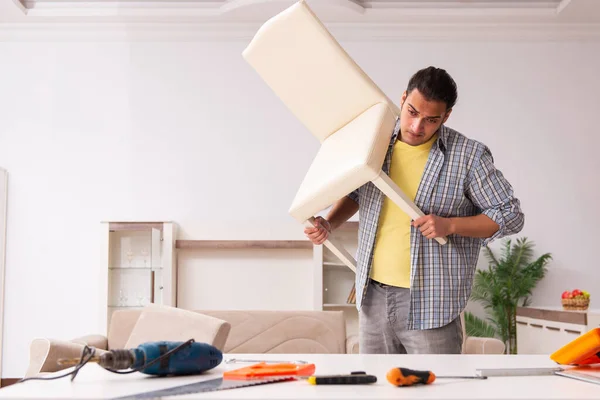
left=386, top=367, right=487, bottom=386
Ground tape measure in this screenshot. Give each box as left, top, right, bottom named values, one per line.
left=111, top=376, right=295, bottom=399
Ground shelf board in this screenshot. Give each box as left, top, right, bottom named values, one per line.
left=109, top=267, right=163, bottom=270
left=176, top=240, right=313, bottom=250
left=108, top=222, right=164, bottom=232
left=323, top=262, right=349, bottom=268
left=324, top=303, right=356, bottom=308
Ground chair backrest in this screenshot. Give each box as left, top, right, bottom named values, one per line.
left=242, top=0, right=399, bottom=143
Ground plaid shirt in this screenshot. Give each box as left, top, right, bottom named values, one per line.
left=347, top=118, right=524, bottom=330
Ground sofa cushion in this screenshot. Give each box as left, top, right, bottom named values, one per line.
left=124, top=305, right=231, bottom=351
left=197, top=310, right=347, bottom=354
left=108, top=309, right=143, bottom=350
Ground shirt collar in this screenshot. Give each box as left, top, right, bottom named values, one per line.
left=391, top=117, right=449, bottom=151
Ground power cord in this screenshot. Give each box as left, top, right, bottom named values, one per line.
left=15, top=338, right=196, bottom=384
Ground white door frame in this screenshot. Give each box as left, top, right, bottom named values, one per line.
left=0, top=168, right=8, bottom=380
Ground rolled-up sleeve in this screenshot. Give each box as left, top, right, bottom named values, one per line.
left=347, top=188, right=359, bottom=204
left=467, top=145, right=524, bottom=246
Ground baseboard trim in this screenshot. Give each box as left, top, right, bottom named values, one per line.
left=1, top=378, right=21, bottom=387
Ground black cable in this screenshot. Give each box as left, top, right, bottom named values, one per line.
left=16, top=345, right=96, bottom=384
left=14, top=338, right=196, bottom=384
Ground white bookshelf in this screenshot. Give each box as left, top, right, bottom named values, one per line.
left=99, top=221, right=177, bottom=333
left=313, top=221, right=359, bottom=337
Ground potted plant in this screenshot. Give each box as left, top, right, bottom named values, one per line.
left=464, top=311, right=497, bottom=338
left=469, top=237, right=552, bottom=354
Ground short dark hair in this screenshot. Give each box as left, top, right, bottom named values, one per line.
left=406, top=66, right=458, bottom=110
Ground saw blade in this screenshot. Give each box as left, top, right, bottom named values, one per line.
left=111, top=376, right=296, bottom=399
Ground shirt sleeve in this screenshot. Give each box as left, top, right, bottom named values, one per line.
left=347, top=188, right=359, bottom=204
left=466, top=145, right=525, bottom=246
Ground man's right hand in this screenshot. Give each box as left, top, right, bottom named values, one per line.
left=304, top=216, right=331, bottom=245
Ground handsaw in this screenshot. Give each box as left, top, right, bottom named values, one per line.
left=111, top=362, right=316, bottom=399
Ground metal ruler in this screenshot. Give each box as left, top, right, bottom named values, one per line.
left=111, top=376, right=295, bottom=399
left=475, top=367, right=563, bottom=377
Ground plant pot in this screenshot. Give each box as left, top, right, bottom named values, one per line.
left=561, top=298, right=590, bottom=311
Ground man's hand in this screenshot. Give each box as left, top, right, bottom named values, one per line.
left=304, top=216, right=331, bottom=245
left=412, top=214, right=454, bottom=240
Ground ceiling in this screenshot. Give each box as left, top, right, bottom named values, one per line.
left=1, top=0, right=599, bottom=23
left=0, top=0, right=599, bottom=42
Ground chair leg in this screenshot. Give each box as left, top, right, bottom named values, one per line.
left=371, top=171, right=448, bottom=245
left=305, top=217, right=357, bottom=273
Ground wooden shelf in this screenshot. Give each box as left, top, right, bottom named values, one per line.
left=323, top=303, right=356, bottom=308
left=323, top=261, right=348, bottom=267
left=107, top=222, right=166, bottom=232
left=176, top=240, right=313, bottom=250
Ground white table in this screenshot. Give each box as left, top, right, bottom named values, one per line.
left=0, top=353, right=598, bottom=399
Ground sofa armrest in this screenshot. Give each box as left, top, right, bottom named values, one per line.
left=25, top=338, right=108, bottom=378
left=464, top=336, right=506, bottom=354
left=346, top=334, right=359, bottom=354
left=70, top=334, right=108, bottom=350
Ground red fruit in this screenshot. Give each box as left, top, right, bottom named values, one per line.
left=562, top=291, right=572, bottom=299
left=572, top=289, right=583, bottom=297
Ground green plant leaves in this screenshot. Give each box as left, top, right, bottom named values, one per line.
left=468, top=237, right=551, bottom=354
left=464, top=311, right=497, bottom=338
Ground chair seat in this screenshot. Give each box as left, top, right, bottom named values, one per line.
left=289, top=102, right=397, bottom=222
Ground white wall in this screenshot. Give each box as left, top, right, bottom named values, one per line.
left=1, top=36, right=599, bottom=377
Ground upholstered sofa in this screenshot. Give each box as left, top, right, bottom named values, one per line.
left=25, top=307, right=505, bottom=378
left=25, top=307, right=356, bottom=378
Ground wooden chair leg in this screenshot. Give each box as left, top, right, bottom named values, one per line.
left=305, top=217, right=357, bottom=273
left=371, top=171, right=448, bottom=245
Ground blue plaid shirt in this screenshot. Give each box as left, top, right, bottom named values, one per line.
left=347, top=118, right=524, bottom=330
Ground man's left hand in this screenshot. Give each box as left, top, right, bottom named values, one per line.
left=412, top=214, right=454, bottom=239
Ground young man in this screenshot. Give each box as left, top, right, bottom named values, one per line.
left=304, top=66, right=524, bottom=354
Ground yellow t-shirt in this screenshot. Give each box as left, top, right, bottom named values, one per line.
left=370, top=133, right=438, bottom=288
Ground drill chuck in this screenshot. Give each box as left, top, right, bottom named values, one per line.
left=98, top=349, right=136, bottom=370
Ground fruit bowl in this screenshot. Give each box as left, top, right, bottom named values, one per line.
left=561, top=289, right=590, bottom=311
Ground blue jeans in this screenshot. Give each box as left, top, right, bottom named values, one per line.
left=359, top=279, right=463, bottom=354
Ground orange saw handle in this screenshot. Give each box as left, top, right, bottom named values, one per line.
left=223, top=362, right=316, bottom=380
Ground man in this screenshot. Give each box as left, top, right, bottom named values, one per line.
left=304, top=66, right=524, bottom=355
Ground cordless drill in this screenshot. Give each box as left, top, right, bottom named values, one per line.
left=59, top=340, right=223, bottom=376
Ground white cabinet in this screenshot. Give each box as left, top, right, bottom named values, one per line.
left=100, top=222, right=177, bottom=333
left=313, top=221, right=359, bottom=336
left=516, top=306, right=600, bottom=355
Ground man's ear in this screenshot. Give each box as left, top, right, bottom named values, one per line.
left=400, top=90, right=407, bottom=107
left=442, top=108, right=452, bottom=124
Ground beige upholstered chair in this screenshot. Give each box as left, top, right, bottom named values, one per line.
left=242, top=0, right=447, bottom=272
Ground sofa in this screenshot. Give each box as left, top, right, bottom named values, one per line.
left=25, top=307, right=505, bottom=378
left=25, top=308, right=356, bottom=378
